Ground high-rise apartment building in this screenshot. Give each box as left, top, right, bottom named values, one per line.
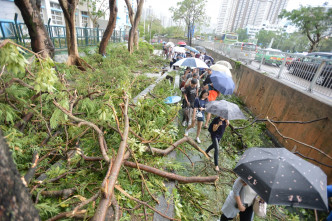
left=216, top=0, right=288, bottom=34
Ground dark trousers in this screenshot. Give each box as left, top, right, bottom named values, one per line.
left=206, top=136, right=220, bottom=166
left=220, top=205, right=254, bottom=221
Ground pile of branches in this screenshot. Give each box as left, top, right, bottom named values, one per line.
left=0, top=40, right=218, bottom=220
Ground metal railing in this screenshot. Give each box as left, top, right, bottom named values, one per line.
left=0, top=16, right=129, bottom=49
left=193, top=40, right=332, bottom=99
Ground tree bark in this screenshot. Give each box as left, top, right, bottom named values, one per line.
left=93, top=96, right=130, bottom=221
left=58, top=0, right=80, bottom=66
left=99, top=0, right=118, bottom=55
left=0, top=130, right=40, bottom=220
left=14, top=0, right=54, bottom=58
left=125, top=0, right=144, bottom=53
left=124, top=161, right=219, bottom=184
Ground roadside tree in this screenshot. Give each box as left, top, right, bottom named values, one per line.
left=256, top=30, right=277, bottom=48
left=170, top=0, right=208, bottom=46
left=14, top=0, right=54, bottom=58
left=138, top=17, right=163, bottom=43
left=124, top=0, right=144, bottom=53
left=279, top=6, right=332, bottom=52
left=58, top=0, right=81, bottom=66
left=318, top=37, right=332, bottom=52
left=236, top=28, right=249, bottom=42
left=99, top=0, right=118, bottom=55
left=82, top=0, right=109, bottom=27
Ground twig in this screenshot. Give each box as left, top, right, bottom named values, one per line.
left=76, top=147, right=104, bottom=161
left=107, top=103, right=123, bottom=138
left=111, top=195, right=120, bottom=221
left=115, top=185, right=180, bottom=221
left=46, top=210, right=87, bottom=221
left=127, top=147, right=159, bottom=204
left=124, top=161, right=219, bottom=184
left=235, top=117, right=328, bottom=130
left=72, top=191, right=100, bottom=215
left=294, top=151, right=332, bottom=168
left=267, top=118, right=332, bottom=160
left=23, top=151, right=39, bottom=185
left=41, top=188, right=76, bottom=199
left=53, top=100, right=110, bottom=162
left=177, top=146, right=194, bottom=167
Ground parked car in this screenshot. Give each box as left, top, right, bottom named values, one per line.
left=287, top=52, right=332, bottom=88
left=255, top=48, right=292, bottom=67
left=229, top=42, right=257, bottom=63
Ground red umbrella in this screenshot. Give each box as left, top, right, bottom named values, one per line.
left=178, top=41, right=186, bottom=46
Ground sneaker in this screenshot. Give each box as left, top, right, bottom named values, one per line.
left=184, top=130, right=189, bottom=136
left=182, top=121, right=187, bottom=127
left=196, top=137, right=201, bottom=144
left=203, top=125, right=208, bottom=129
left=215, top=166, right=220, bottom=172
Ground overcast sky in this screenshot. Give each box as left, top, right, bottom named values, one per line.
left=146, top=0, right=331, bottom=24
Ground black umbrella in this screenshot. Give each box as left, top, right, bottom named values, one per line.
left=234, top=148, right=328, bottom=211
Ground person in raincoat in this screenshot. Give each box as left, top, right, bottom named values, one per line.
left=220, top=177, right=257, bottom=221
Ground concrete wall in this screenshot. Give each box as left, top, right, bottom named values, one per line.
left=204, top=48, right=332, bottom=184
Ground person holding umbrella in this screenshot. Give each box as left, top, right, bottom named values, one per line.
left=205, top=116, right=229, bottom=171
left=220, top=177, right=258, bottom=221
left=205, top=100, right=246, bottom=171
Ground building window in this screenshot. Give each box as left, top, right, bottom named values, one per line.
left=51, top=10, right=63, bottom=25
left=50, top=2, right=61, bottom=10
left=50, top=2, right=63, bottom=25
left=81, top=11, right=89, bottom=27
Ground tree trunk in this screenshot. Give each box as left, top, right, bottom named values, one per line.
left=0, top=130, right=40, bottom=220
left=308, top=41, right=318, bottom=53
left=187, top=23, right=191, bottom=45
left=99, top=0, right=118, bottom=55
left=126, top=0, right=144, bottom=54
left=128, top=27, right=135, bottom=53
left=14, top=0, right=54, bottom=58
left=58, top=0, right=80, bottom=66
left=134, top=31, right=139, bottom=50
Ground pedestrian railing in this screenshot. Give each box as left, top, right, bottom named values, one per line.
left=193, top=40, right=332, bottom=99
left=0, top=17, right=129, bottom=49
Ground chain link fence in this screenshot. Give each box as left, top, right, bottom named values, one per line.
left=194, top=40, right=332, bottom=99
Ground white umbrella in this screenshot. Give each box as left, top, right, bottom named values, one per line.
left=165, top=42, right=175, bottom=48
left=173, top=58, right=209, bottom=68
left=210, top=64, right=232, bottom=77
left=216, top=60, right=233, bottom=69
left=173, top=46, right=186, bottom=53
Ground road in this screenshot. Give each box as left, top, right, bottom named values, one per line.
left=218, top=51, right=332, bottom=101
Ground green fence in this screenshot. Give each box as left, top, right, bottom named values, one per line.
left=0, top=16, right=129, bottom=49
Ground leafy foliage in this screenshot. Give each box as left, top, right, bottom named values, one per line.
left=170, top=0, right=209, bottom=44
left=0, top=40, right=313, bottom=221
left=0, top=43, right=28, bottom=77
left=279, top=6, right=332, bottom=52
